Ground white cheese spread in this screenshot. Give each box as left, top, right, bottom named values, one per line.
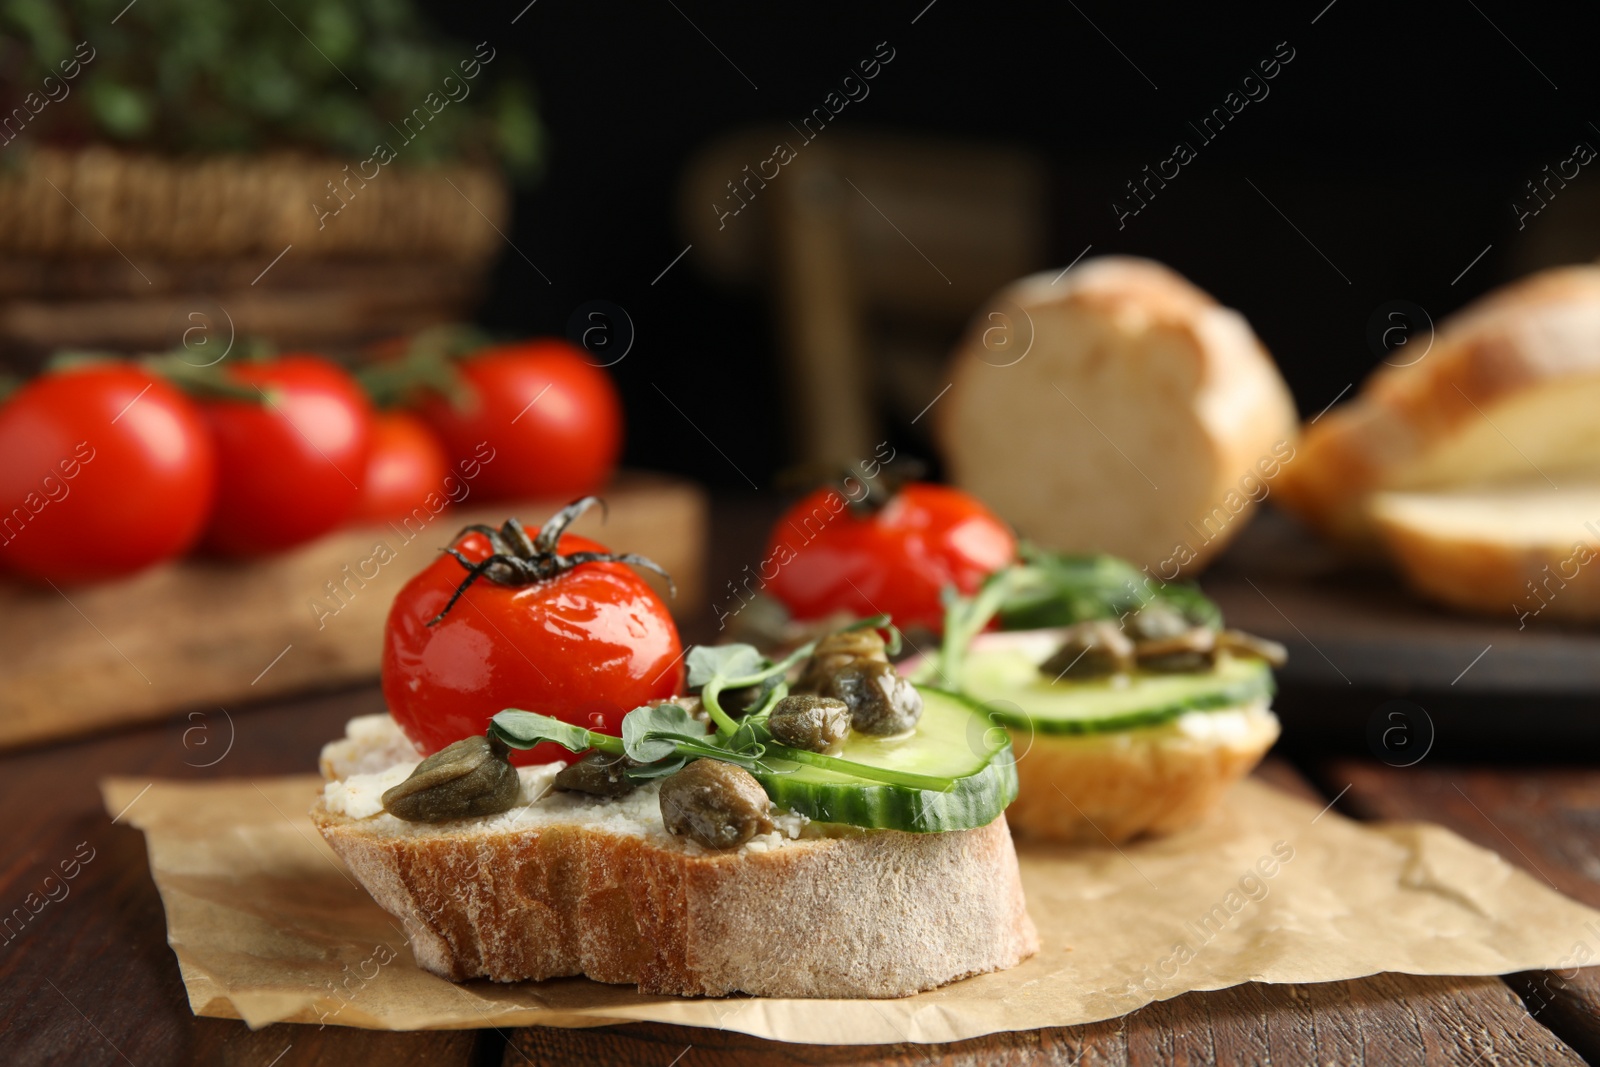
left=318, top=714, right=816, bottom=853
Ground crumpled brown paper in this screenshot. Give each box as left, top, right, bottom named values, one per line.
left=102, top=774, right=1600, bottom=1045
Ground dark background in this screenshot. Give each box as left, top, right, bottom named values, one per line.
left=421, top=0, right=1600, bottom=489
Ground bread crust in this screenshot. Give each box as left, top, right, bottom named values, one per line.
left=1278, top=266, right=1600, bottom=545
left=1369, top=488, right=1600, bottom=621
left=1004, top=706, right=1280, bottom=845
left=312, top=802, right=1038, bottom=998
left=939, top=256, right=1297, bottom=575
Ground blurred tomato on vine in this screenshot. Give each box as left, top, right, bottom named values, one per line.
left=764, top=479, right=1016, bottom=632
left=416, top=339, right=622, bottom=501
left=198, top=353, right=373, bottom=557
left=351, top=411, right=451, bottom=524
left=0, top=363, right=216, bottom=585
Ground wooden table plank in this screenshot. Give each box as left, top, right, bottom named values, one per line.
left=507, top=973, right=1579, bottom=1066
left=1206, top=512, right=1600, bottom=696
left=503, top=758, right=1580, bottom=1067
left=0, top=685, right=487, bottom=1066
left=1324, top=759, right=1600, bottom=1063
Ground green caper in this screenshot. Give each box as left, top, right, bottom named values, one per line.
left=1134, top=627, right=1217, bottom=674
left=658, top=759, right=774, bottom=849
left=767, top=694, right=852, bottom=752
left=1216, top=629, right=1288, bottom=667
left=797, top=629, right=888, bottom=692
left=1139, top=650, right=1215, bottom=673
left=826, top=661, right=923, bottom=735
left=1039, top=620, right=1135, bottom=681
left=382, top=735, right=520, bottom=822
left=1125, top=602, right=1193, bottom=643
left=554, top=751, right=640, bottom=797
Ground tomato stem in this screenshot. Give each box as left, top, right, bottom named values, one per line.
left=356, top=325, right=482, bottom=410
left=427, top=501, right=676, bottom=626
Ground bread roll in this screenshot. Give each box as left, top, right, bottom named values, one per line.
left=1278, top=266, right=1600, bottom=546
left=940, top=257, right=1297, bottom=575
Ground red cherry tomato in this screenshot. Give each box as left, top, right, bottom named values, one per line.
left=198, top=354, right=373, bottom=556
left=764, top=483, right=1016, bottom=632
left=0, top=364, right=215, bottom=585
left=383, top=526, right=683, bottom=765
left=351, top=411, right=450, bottom=524
left=417, top=340, right=622, bottom=501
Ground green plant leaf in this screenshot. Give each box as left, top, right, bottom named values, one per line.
left=489, top=709, right=593, bottom=753
left=308, top=5, right=359, bottom=61
left=624, top=755, right=687, bottom=780
left=686, top=644, right=765, bottom=690
left=84, top=81, right=153, bottom=139
left=4, top=0, right=69, bottom=66
left=1000, top=545, right=1222, bottom=630
left=0, top=0, right=544, bottom=173
left=492, top=80, right=545, bottom=180
left=674, top=738, right=766, bottom=770
left=621, top=702, right=705, bottom=763
left=725, top=719, right=770, bottom=754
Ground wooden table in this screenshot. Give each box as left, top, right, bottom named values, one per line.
left=5, top=496, right=1599, bottom=1065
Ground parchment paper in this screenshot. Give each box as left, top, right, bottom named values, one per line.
left=102, top=774, right=1600, bottom=1045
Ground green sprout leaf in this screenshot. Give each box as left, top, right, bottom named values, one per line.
left=725, top=718, right=771, bottom=755
left=621, top=702, right=704, bottom=763
left=1002, top=545, right=1222, bottom=631
left=489, top=709, right=596, bottom=754
left=672, top=738, right=767, bottom=771
left=686, top=643, right=765, bottom=690
left=624, top=755, right=688, bottom=780
left=934, top=547, right=1226, bottom=688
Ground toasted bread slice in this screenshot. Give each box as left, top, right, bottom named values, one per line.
left=1005, top=703, right=1280, bottom=845
left=1369, top=484, right=1600, bottom=621
left=312, top=716, right=1039, bottom=998
left=939, top=256, right=1298, bottom=575
left=1278, top=266, right=1600, bottom=547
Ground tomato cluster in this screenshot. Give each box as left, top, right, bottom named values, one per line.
left=0, top=337, right=623, bottom=586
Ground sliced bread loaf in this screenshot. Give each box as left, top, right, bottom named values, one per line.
left=1368, top=483, right=1600, bottom=622
left=312, top=715, right=1039, bottom=998
left=1279, top=266, right=1600, bottom=546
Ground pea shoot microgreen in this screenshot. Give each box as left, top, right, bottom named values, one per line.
left=931, top=547, right=1225, bottom=689
left=490, top=614, right=955, bottom=790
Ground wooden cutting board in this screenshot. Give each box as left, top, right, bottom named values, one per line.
left=1203, top=510, right=1600, bottom=694
left=0, top=471, right=705, bottom=751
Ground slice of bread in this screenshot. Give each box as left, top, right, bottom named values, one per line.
left=1369, top=483, right=1600, bottom=621
left=312, top=716, right=1039, bottom=998
left=1005, top=703, right=1280, bottom=845
left=939, top=256, right=1297, bottom=575
left=1278, top=266, right=1600, bottom=547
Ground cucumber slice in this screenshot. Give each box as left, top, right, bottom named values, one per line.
left=955, top=631, right=1275, bottom=735
left=751, top=689, right=1017, bottom=832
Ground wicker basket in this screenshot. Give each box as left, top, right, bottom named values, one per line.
left=0, top=147, right=511, bottom=362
